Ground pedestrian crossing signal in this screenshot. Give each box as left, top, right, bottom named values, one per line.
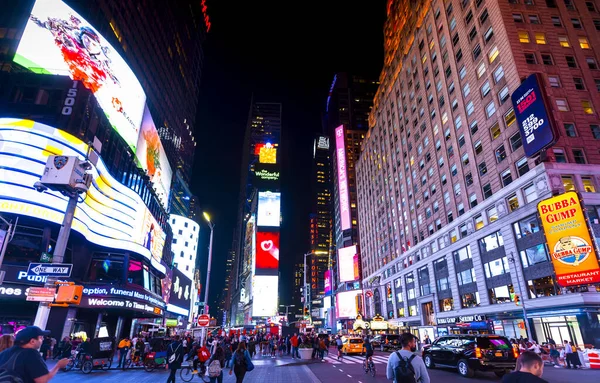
left=55, top=285, right=83, bottom=305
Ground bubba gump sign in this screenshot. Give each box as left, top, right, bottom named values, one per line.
left=537, top=191, right=600, bottom=286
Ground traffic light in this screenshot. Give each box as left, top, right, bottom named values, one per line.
left=514, top=294, right=521, bottom=306
left=304, top=307, right=309, bottom=316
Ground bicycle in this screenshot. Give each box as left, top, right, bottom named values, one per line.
left=180, top=359, right=210, bottom=382
left=363, top=357, right=376, bottom=377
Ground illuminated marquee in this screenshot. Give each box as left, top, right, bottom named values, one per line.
left=259, top=143, right=277, bottom=164
left=0, top=118, right=166, bottom=273
left=335, top=125, right=351, bottom=230
left=537, top=191, right=600, bottom=286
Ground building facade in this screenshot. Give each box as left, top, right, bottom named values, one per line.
left=356, top=0, right=600, bottom=346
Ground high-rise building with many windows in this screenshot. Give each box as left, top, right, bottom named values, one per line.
left=356, top=0, right=600, bottom=345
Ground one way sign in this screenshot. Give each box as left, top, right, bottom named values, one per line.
left=27, top=263, right=73, bottom=277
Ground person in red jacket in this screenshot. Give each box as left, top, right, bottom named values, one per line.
left=290, top=334, right=300, bottom=359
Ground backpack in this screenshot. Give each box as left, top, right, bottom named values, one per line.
left=234, top=351, right=247, bottom=369
left=207, top=359, right=222, bottom=377
left=0, top=350, right=24, bottom=383
left=393, top=352, right=417, bottom=383
left=168, top=343, right=181, bottom=364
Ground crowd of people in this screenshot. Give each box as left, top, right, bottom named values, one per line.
left=510, top=337, right=585, bottom=369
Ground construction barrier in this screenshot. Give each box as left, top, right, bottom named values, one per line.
left=589, top=351, right=600, bottom=369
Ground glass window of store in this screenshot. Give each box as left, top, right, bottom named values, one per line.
left=520, top=244, right=551, bottom=267
left=88, top=254, right=124, bottom=283
left=479, top=231, right=503, bottom=252
left=453, top=245, right=472, bottom=263
left=488, top=284, right=514, bottom=304
left=419, top=266, right=431, bottom=295
left=513, top=215, right=541, bottom=239
left=494, top=319, right=527, bottom=339
left=484, top=257, right=510, bottom=278
left=461, top=292, right=480, bottom=308
left=533, top=316, right=584, bottom=347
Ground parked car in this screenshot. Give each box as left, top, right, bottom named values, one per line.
left=422, top=334, right=517, bottom=378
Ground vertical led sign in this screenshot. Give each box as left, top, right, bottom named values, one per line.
left=335, top=125, right=351, bottom=231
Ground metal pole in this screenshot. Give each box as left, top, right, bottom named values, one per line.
left=0, top=222, right=13, bottom=284
left=509, top=252, right=533, bottom=340
left=200, top=223, right=214, bottom=346
left=33, top=194, right=78, bottom=329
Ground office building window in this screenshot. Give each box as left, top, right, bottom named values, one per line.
left=573, top=149, right=586, bottom=163
left=489, top=285, right=514, bottom=304
left=461, top=292, right=480, bottom=308
left=507, top=193, right=520, bottom=212
left=553, top=148, right=567, bottom=162
left=520, top=244, right=550, bottom=267
left=487, top=206, right=498, bottom=223
left=484, top=257, right=510, bottom=278
left=513, top=214, right=541, bottom=238
left=480, top=231, right=504, bottom=252
left=516, top=157, right=529, bottom=176
left=582, top=176, right=596, bottom=192
left=523, top=183, right=538, bottom=203
left=564, top=123, right=577, bottom=137
left=501, top=168, right=513, bottom=186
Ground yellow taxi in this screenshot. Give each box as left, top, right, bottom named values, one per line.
left=342, top=336, right=365, bottom=355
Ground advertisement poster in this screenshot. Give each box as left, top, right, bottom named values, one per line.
left=338, top=245, right=358, bottom=282
left=15, top=0, right=146, bottom=151
left=336, top=289, right=362, bottom=319
left=252, top=275, right=278, bottom=317
left=254, top=163, right=280, bottom=190
left=167, top=268, right=192, bottom=316
left=255, top=232, right=279, bottom=274
left=335, top=125, right=351, bottom=230
left=324, top=270, right=332, bottom=296
left=511, top=73, right=556, bottom=157
left=135, top=106, right=172, bottom=210
left=537, top=191, right=600, bottom=286
left=257, top=191, right=281, bottom=227
left=0, top=118, right=166, bottom=275
left=258, top=143, right=277, bottom=164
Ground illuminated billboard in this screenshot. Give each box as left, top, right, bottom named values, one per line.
left=255, top=232, right=279, bottom=275
left=336, top=289, right=362, bottom=319
left=324, top=270, right=332, bottom=296
left=14, top=0, right=146, bottom=151
left=0, top=118, right=166, bottom=273
left=537, top=191, right=600, bottom=286
left=335, top=125, right=351, bottom=230
left=252, top=275, right=278, bottom=317
left=258, top=143, right=277, bottom=164
left=167, top=268, right=192, bottom=316
left=254, top=163, right=280, bottom=190
left=338, top=245, right=359, bottom=282
left=135, top=106, right=172, bottom=210
left=257, top=191, right=281, bottom=227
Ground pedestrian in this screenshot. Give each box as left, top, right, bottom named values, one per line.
left=290, top=333, right=299, bottom=359
left=40, top=336, right=51, bottom=361
left=503, top=351, right=548, bottom=383
left=563, top=340, right=574, bottom=369
left=0, top=334, right=14, bottom=353
left=116, top=336, right=132, bottom=368
left=527, top=341, right=542, bottom=356
left=319, top=337, right=326, bottom=360
left=424, top=335, right=431, bottom=345
left=207, top=346, right=226, bottom=383
left=386, top=332, right=430, bottom=383
left=166, top=335, right=184, bottom=383
left=548, top=344, right=560, bottom=367
left=569, top=342, right=582, bottom=369
left=0, top=326, right=69, bottom=383
left=229, top=342, right=254, bottom=383
left=336, top=335, right=344, bottom=360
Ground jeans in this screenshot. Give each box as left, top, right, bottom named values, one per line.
left=234, top=367, right=246, bottom=383
left=291, top=346, right=300, bottom=358
left=209, top=371, right=223, bottom=383
left=118, top=348, right=128, bottom=367
left=167, top=367, right=178, bottom=383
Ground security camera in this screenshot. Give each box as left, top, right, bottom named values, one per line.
left=33, top=181, right=48, bottom=193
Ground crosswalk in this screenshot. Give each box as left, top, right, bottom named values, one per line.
left=322, top=354, right=390, bottom=365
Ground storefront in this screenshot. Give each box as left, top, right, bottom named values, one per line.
left=436, top=314, right=492, bottom=335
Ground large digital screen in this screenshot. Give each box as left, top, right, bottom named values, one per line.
left=324, top=270, right=332, bottom=296
left=135, top=106, right=172, bottom=210
left=336, top=289, right=362, bottom=319
left=335, top=125, right=351, bottom=231
left=537, top=191, right=600, bottom=286
left=255, top=231, right=279, bottom=274
left=254, top=163, right=280, bottom=190
left=0, top=118, right=166, bottom=273
left=259, top=143, right=277, bottom=164
left=167, top=268, right=192, bottom=316
left=14, top=0, right=146, bottom=151
left=257, top=191, right=280, bottom=227
left=338, top=245, right=359, bottom=282
left=252, top=275, right=278, bottom=317
left=511, top=73, right=556, bottom=157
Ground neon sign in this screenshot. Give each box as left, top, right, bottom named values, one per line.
left=335, top=125, right=351, bottom=230
left=201, top=0, right=212, bottom=32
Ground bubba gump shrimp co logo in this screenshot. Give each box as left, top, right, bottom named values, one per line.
left=552, top=236, right=592, bottom=267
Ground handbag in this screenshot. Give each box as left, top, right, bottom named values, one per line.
left=244, top=350, right=254, bottom=372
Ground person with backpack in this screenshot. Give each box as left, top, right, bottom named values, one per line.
left=0, top=326, right=69, bottom=383
left=207, top=346, right=225, bottom=383
left=386, top=333, right=430, bottom=383
left=229, top=342, right=253, bottom=383
left=166, top=335, right=184, bottom=383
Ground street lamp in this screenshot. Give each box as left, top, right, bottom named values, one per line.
left=200, top=211, right=215, bottom=346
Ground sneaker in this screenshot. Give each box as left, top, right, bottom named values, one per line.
left=192, top=370, right=198, bottom=374
left=554, top=365, right=562, bottom=368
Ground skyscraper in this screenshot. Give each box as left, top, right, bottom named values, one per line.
left=227, top=100, right=282, bottom=326
left=356, top=0, right=600, bottom=344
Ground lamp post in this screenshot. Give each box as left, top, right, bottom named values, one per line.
left=200, top=211, right=214, bottom=346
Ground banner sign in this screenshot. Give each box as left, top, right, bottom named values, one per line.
left=538, top=192, right=600, bottom=286
left=81, top=285, right=165, bottom=315
left=511, top=73, right=556, bottom=157
left=335, top=125, right=351, bottom=231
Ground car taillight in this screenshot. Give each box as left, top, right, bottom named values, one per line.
left=513, top=346, right=519, bottom=359
left=475, top=347, right=482, bottom=359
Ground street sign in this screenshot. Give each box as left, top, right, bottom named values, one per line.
left=197, top=314, right=210, bottom=327
left=40, top=252, right=53, bottom=263
left=27, top=263, right=72, bottom=277
left=26, top=287, right=55, bottom=302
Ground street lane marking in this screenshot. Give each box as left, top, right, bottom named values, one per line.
left=347, top=374, right=352, bottom=378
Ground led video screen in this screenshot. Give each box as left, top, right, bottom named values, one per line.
left=338, top=245, right=358, bottom=282
left=336, top=289, right=362, bottom=319
left=257, top=191, right=281, bottom=227
left=255, top=231, right=279, bottom=274
left=335, top=125, right=351, bottom=231
left=252, top=275, right=278, bottom=317
left=0, top=118, right=165, bottom=273
left=135, top=106, right=172, bottom=209
left=15, top=0, right=146, bottom=151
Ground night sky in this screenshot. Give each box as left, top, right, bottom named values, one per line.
left=191, top=1, right=386, bottom=313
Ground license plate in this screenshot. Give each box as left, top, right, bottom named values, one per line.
left=495, top=351, right=503, bottom=357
